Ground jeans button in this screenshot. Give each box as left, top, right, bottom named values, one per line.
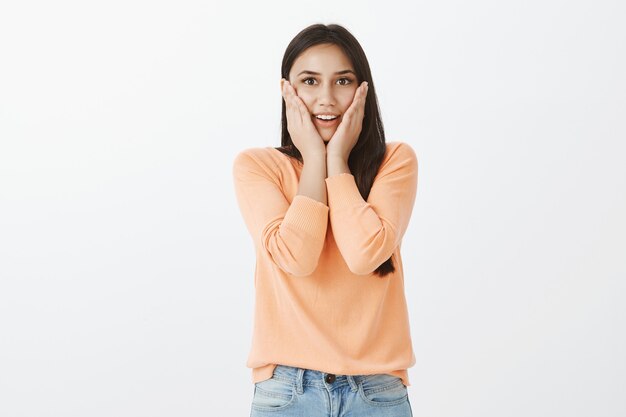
left=325, top=373, right=336, bottom=383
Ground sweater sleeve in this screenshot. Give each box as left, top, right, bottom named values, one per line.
left=232, top=150, right=329, bottom=277
left=324, top=142, right=418, bottom=275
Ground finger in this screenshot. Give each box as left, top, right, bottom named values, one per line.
left=290, top=85, right=313, bottom=123
left=343, top=84, right=364, bottom=119
left=282, top=78, right=290, bottom=103
left=285, top=81, right=303, bottom=125
left=358, top=82, right=368, bottom=115
left=287, top=81, right=307, bottom=125
left=359, top=81, right=368, bottom=101
left=353, top=82, right=368, bottom=117
left=282, top=80, right=292, bottom=113
left=343, top=83, right=367, bottom=126
left=282, top=80, right=298, bottom=127
left=353, top=82, right=367, bottom=105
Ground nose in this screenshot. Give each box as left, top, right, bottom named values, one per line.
left=316, top=82, right=336, bottom=108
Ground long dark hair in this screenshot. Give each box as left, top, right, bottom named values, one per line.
left=277, top=23, right=394, bottom=278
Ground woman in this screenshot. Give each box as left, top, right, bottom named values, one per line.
left=233, top=23, right=418, bottom=417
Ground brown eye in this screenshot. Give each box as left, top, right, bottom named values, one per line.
left=302, top=78, right=315, bottom=85
left=337, top=78, right=352, bottom=86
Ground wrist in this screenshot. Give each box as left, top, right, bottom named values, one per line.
left=326, top=152, right=348, bottom=162
left=302, top=150, right=327, bottom=162
left=326, top=154, right=351, bottom=177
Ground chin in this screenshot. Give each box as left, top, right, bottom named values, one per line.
left=321, top=132, right=335, bottom=142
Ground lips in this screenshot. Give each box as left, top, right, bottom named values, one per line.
left=313, top=114, right=340, bottom=128
left=314, top=113, right=339, bottom=120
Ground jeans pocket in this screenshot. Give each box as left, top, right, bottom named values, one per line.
left=358, top=374, right=408, bottom=407
left=251, top=376, right=297, bottom=411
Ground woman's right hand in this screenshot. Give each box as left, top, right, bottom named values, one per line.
left=280, top=78, right=326, bottom=159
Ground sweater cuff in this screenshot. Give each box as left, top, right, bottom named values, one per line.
left=282, top=195, right=329, bottom=241
left=325, top=173, right=366, bottom=208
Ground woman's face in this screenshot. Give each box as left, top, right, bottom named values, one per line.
left=288, top=43, right=359, bottom=143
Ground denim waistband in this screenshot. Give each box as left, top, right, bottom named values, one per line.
left=270, top=364, right=363, bottom=394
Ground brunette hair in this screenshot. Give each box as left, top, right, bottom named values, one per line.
left=277, top=23, right=394, bottom=277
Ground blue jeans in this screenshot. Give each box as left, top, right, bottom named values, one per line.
left=250, top=364, right=413, bottom=417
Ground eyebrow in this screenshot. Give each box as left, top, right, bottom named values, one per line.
left=297, top=69, right=356, bottom=76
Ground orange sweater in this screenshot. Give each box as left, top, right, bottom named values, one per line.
left=232, top=141, right=418, bottom=387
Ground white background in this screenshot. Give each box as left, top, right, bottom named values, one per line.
left=1, top=1, right=625, bottom=416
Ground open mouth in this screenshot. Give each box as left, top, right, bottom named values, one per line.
left=313, top=114, right=340, bottom=127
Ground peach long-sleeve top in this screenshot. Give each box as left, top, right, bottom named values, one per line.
left=232, top=141, right=418, bottom=387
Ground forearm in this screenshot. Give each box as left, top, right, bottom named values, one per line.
left=297, top=152, right=328, bottom=205
left=324, top=143, right=418, bottom=275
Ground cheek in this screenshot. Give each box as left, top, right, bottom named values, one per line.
left=297, top=93, right=315, bottom=113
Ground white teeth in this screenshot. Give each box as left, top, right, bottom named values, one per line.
left=316, top=115, right=338, bottom=120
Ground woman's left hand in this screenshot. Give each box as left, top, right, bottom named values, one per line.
left=326, top=81, right=368, bottom=160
